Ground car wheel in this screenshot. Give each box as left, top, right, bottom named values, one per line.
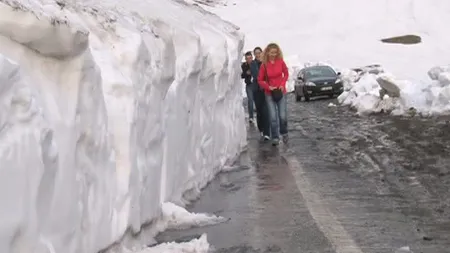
left=304, top=95, right=310, bottom=102
left=303, top=89, right=310, bottom=102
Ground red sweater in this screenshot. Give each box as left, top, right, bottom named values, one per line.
left=257, top=59, right=289, bottom=95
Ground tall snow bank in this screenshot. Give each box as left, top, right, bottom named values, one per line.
left=0, top=0, right=246, bottom=252
left=337, top=64, right=450, bottom=116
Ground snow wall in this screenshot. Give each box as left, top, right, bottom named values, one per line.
left=0, top=0, right=246, bottom=252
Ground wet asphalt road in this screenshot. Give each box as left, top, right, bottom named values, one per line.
left=157, top=94, right=450, bottom=253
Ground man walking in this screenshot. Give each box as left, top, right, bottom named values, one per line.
left=241, top=51, right=255, bottom=123
left=250, top=47, right=270, bottom=141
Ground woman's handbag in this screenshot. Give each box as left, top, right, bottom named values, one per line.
left=264, top=64, right=283, bottom=102
left=271, top=88, right=283, bottom=103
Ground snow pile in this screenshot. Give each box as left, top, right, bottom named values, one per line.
left=109, top=202, right=225, bottom=252
left=395, top=246, right=413, bottom=253
left=337, top=65, right=450, bottom=116
left=280, top=55, right=450, bottom=117
left=0, top=0, right=246, bottom=252
left=155, top=202, right=228, bottom=231
left=138, top=203, right=226, bottom=253
left=140, top=234, right=210, bottom=253
left=337, top=71, right=396, bottom=115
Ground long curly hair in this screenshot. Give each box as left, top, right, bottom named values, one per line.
left=261, top=43, right=284, bottom=63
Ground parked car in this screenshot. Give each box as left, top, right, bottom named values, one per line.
left=294, top=65, right=344, bottom=102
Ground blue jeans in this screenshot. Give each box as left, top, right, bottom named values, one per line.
left=265, top=93, right=288, bottom=139
left=245, top=84, right=255, bottom=119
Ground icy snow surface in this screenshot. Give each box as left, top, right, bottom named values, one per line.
left=206, top=0, right=450, bottom=115
left=0, top=0, right=246, bottom=252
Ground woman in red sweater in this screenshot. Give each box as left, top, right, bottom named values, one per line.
left=257, top=43, right=289, bottom=146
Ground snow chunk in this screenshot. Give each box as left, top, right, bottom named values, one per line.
left=156, top=202, right=228, bottom=231
left=141, top=234, right=210, bottom=253
left=395, top=246, right=414, bottom=253
left=353, top=93, right=381, bottom=116
left=438, top=71, right=450, bottom=86
left=377, top=74, right=401, bottom=97
left=428, top=65, right=450, bottom=81
left=105, top=203, right=223, bottom=253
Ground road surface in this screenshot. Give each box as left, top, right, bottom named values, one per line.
left=157, top=95, right=450, bottom=253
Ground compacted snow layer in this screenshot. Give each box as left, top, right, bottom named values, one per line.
left=0, top=0, right=246, bottom=252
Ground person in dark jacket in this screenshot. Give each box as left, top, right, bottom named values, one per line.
left=241, top=51, right=255, bottom=123
left=250, top=47, right=270, bottom=141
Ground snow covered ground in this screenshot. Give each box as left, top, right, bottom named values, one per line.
left=0, top=0, right=246, bottom=252
left=206, top=0, right=450, bottom=116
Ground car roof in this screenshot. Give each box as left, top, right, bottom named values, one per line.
left=303, top=65, right=334, bottom=71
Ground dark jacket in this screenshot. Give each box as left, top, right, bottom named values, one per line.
left=241, top=62, right=252, bottom=85
left=250, top=59, right=262, bottom=86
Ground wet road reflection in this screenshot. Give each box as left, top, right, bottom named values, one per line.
left=157, top=95, right=450, bottom=253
